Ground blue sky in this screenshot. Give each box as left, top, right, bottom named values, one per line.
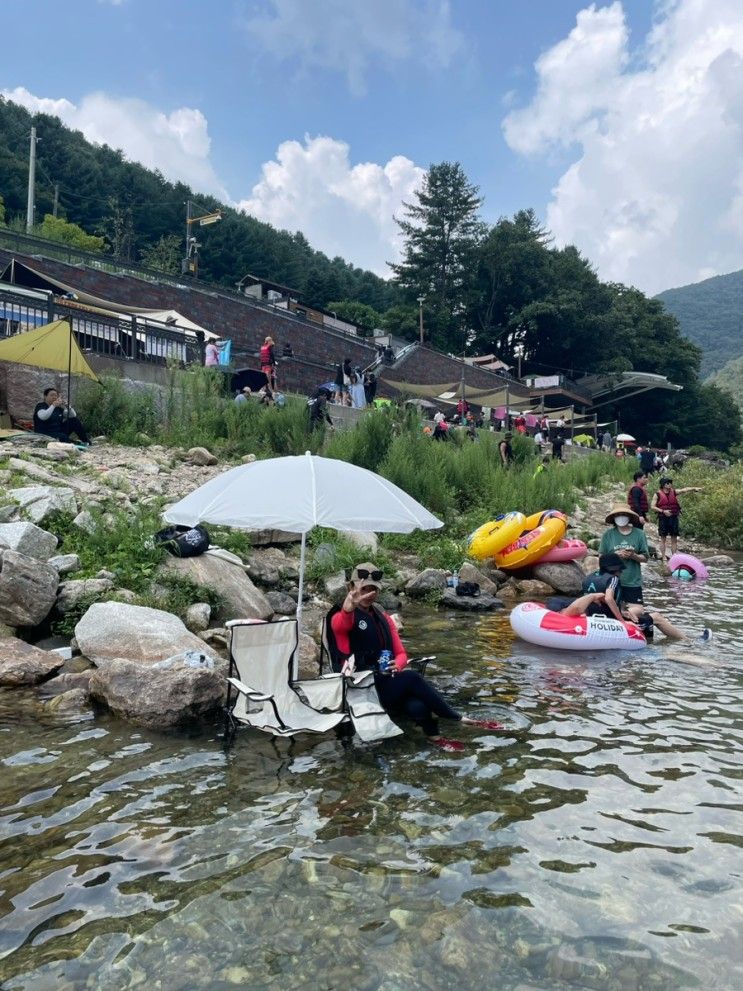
left=2, top=1, right=743, bottom=294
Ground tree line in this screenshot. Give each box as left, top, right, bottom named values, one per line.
left=0, top=98, right=739, bottom=449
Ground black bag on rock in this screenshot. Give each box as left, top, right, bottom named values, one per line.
left=455, top=581, right=480, bottom=597
left=154, top=524, right=210, bottom=557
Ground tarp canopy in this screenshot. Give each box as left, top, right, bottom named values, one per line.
left=2, top=260, right=217, bottom=338
left=0, top=319, right=100, bottom=382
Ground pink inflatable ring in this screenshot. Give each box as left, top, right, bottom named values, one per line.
left=667, top=552, right=709, bottom=581
left=538, top=538, right=588, bottom=564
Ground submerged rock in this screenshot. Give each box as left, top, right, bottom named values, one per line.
left=89, top=655, right=225, bottom=729
left=0, top=637, right=64, bottom=686
left=0, top=549, right=59, bottom=626
left=44, top=687, right=94, bottom=722
left=700, top=554, right=735, bottom=567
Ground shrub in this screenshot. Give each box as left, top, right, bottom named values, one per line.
left=666, top=459, right=743, bottom=550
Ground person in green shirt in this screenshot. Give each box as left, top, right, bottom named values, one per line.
left=598, top=504, right=649, bottom=605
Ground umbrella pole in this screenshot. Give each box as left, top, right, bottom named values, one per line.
left=66, top=316, right=73, bottom=412
left=295, top=531, right=306, bottom=679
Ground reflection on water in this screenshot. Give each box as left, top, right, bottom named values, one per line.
left=1, top=565, right=741, bottom=990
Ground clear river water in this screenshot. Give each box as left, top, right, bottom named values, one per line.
left=1, top=562, right=741, bottom=991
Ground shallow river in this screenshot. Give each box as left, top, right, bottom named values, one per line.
left=1, top=563, right=742, bottom=991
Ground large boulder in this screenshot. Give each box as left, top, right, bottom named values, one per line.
left=0, top=521, right=58, bottom=560
left=8, top=485, right=77, bottom=524
left=515, top=578, right=555, bottom=597
left=0, top=637, right=64, bottom=686
left=56, top=578, right=115, bottom=614
left=458, top=562, right=499, bottom=596
left=406, top=568, right=448, bottom=598
left=532, top=561, right=586, bottom=596
left=89, top=655, right=226, bottom=729
left=186, top=447, right=218, bottom=466
left=266, top=590, right=299, bottom=616
left=161, top=554, right=273, bottom=621
left=75, top=601, right=217, bottom=667
left=0, top=549, right=59, bottom=626
left=345, top=531, right=379, bottom=554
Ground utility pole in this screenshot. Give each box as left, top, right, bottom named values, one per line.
left=52, top=183, right=59, bottom=218
left=417, top=296, right=425, bottom=345
left=26, top=126, right=37, bottom=233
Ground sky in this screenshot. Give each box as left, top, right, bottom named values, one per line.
left=2, top=0, right=743, bottom=295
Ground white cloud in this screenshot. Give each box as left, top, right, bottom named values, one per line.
left=242, top=0, right=463, bottom=95
left=1, top=86, right=228, bottom=199
left=502, top=0, right=743, bottom=294
left=237, top=135, right=424, bottom=274
left=3, top=86, right=424, bottom=274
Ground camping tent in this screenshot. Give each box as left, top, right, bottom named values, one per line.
left=0, top=319, right=99, bottom=382
left=0, top=318, right=100, bottom=414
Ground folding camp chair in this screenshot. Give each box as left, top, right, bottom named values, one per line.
left=225, top=618, right=348, bottom=738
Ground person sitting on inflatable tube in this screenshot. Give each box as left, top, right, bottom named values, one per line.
left=558, top=553, right=711, bottom=642
left=328, top=563, right=505, bottom=751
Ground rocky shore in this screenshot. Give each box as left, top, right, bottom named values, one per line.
left=0, top=437, right=734, bottom=732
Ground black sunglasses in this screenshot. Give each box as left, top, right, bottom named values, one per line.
left=356, top=568, right=383, bottom=581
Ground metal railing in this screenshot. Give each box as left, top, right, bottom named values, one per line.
left=0, top=284, right=201, bottom=365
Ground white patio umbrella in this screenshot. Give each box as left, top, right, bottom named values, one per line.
left=616, top=433, right=636, bottom=443
left=164, top=451, right=442, bottom=631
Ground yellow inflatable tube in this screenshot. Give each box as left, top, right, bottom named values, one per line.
left=523, top=509, right=568, bottom=532
left=468, top=512, right=526, bottom=561
left=494, top=515, right=567, bottom=570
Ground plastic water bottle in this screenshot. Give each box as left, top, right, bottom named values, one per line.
left=379, top=650, right=393, bottom=674
left=451, top=572, right=459, bottom=589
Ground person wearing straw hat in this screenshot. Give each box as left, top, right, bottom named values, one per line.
left=598, top=504, right=649, bottom=605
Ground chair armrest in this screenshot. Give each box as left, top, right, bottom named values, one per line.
left=227, top=677, right=272, bottom=701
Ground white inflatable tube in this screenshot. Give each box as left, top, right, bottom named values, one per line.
left=510, top=602, right=647, bottom=651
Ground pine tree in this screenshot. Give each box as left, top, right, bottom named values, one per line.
left=389, top=161, right=484, bottom=350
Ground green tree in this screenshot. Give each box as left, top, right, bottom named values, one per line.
left=381, top=304, right=420, bottom=342
left=139, top=233, right=183, bottom=274
left=36, top=213, right=105, bottom=253
left=325, top=300, right=382, bottom=334
left=390, top=161, right=484, bottom=350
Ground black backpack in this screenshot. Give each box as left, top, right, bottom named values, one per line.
left=154, top=524, right=210, bottom=558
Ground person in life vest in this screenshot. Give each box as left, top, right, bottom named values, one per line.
left=650, top=476, right=703, bottom=560
left=627, top=471, right=649, bottom=527
left=329, top=563, right=504, bottom=751
left=259, top=337, right=276, bottom=389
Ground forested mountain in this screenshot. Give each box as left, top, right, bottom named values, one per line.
left=0, top=97, right=401, bottom=313
left=707, top=355, right=743, bottom=415
left=655, top=270, right=743, bottom=378
left=0, top=97, right=740, bottom=449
